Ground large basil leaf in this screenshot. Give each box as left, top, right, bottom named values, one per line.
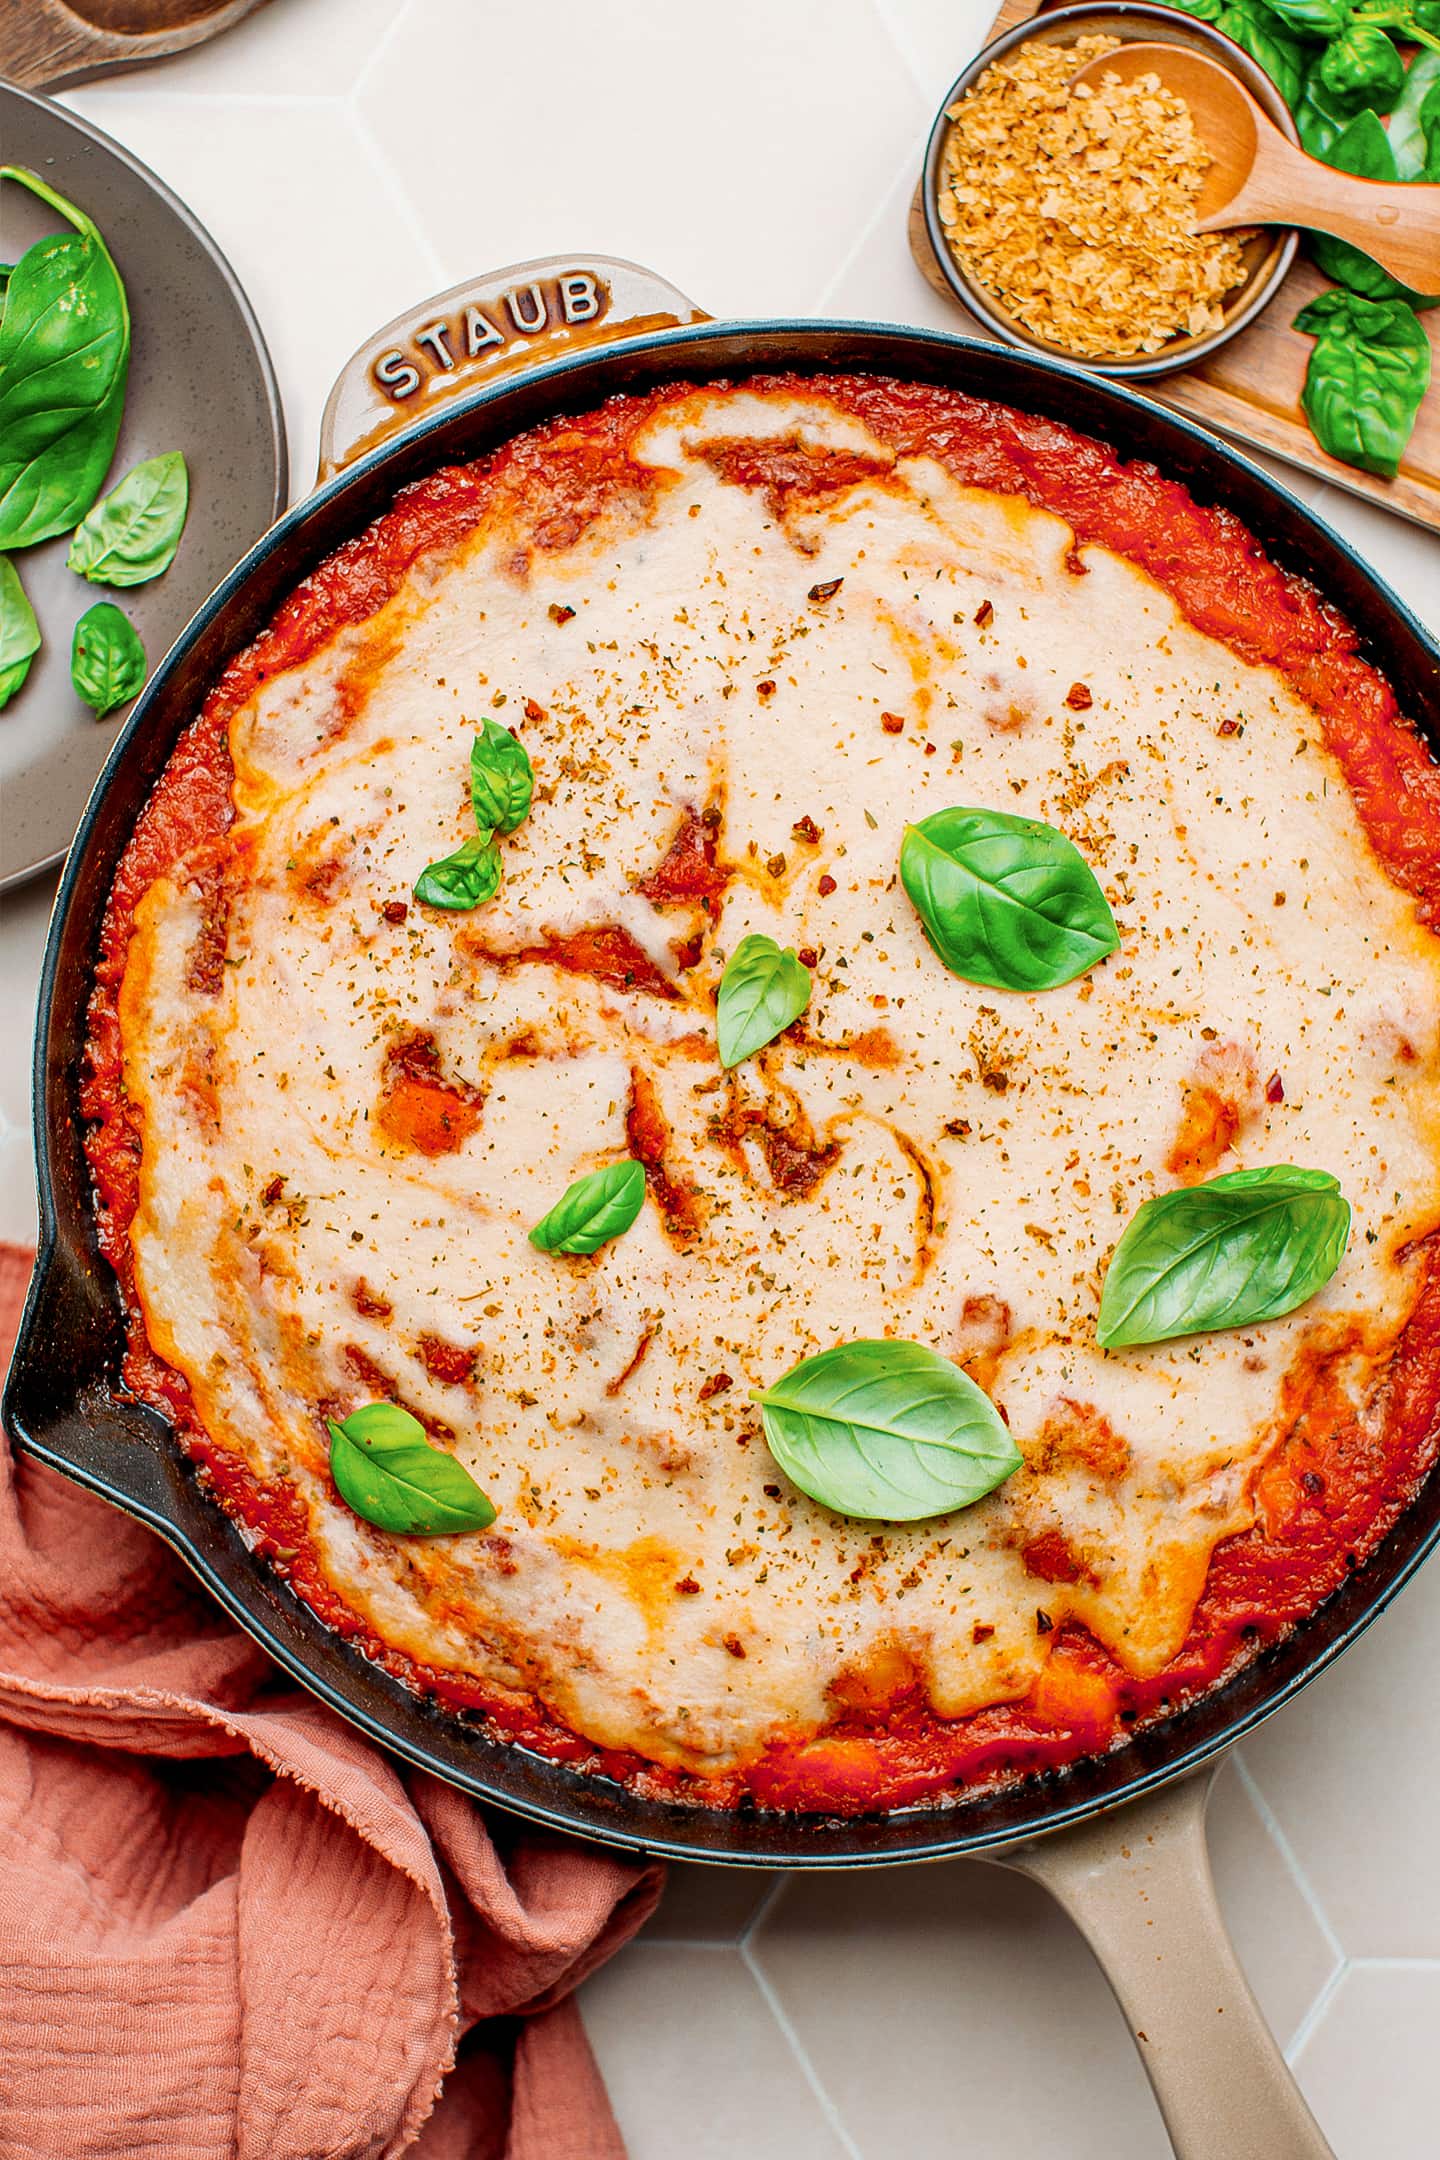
left=530, top=1159, right=646, bottom=1254
left=0, top=556, right=40, bottom=710
left=1309, top=107, right=1439, bottom=306
left=67, top=450, right=189, bottom=585
left=1257, top=0, right=1351, bottom=38
left=1294, top=289, right=1431, bottom=475
left=328, top=1401, right=495, bottom=1535
left=0, top=167, right=129, bottom=549
left=1096, top=1166, right=1351, bottom=1349
left=1388, top=50, right=1440, bottom=176
left=900, top=806, right=1118, bottom=992
left=469, top=716, right=534, bottom=834
left=414, top=832, right=502, bottom=910
left=71, top=601, right=145, bottom=716
left=1219, top=3, right=1308, bottom=108
left=716, top=934, right=811, bottom=1065
left=752, top=1339, right=1022, bottom=1521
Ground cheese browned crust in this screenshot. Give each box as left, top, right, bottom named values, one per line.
left=115, top=383, right=1440, bottom=1781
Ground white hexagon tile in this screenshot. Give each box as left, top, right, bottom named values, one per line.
left=0, top=1, right=1430, bottom=2153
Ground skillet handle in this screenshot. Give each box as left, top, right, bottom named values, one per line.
left=988, top=1766, right=1334, bottom=2160
left=316, top=256, right=711, bottom=482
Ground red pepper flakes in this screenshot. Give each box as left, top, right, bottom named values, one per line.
left=797, top=946, right=818, bottom=968
left=382, top=899, right=408, bottom=925
left=1265, top=1071, right=1285, bottom=1103
left=523, top=696, right=546, bottom=723
left=974, top=599, right=994, bottom=627
left=675, top=1576, right=702, bottom=1596
left=1273, top=891, right=1286, bottom=907
left=972, top=1622, right=994, bottom=1644
left=818, top=873, right=838, bottom=897
left=766, top=852, right=787, bottom=877
left=698, top=1372, right=733, bottom=1401
left=808, top=577, right=844, bottom=602
left=792, top=814, right=821, bottom=844
left=763, top=1484, right=782, bottom=1498
left=548, top=603, right=575, bottom=625
left=261, top=1175, right=286, bottom=1207
left=757, top=679, right=777, bottom=700
left=1217, top=718, right=1239, bottom=737
left=881, top=710, right=905, bottom=734
left=1035, top=1608, right=1055, bottom=1634
left=924, top=741, right=937, bottom=755
left=1065, top=682, right=1093, bottom=711
left=723, top=1634, right=747, bottom=1658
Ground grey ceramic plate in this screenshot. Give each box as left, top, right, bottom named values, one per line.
left=0, top=78, right=286, bottom=890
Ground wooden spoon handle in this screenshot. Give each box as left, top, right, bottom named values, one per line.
left=0, top=0, right=267, bottom=93
left=1210, top=132, right=1440, bottom=295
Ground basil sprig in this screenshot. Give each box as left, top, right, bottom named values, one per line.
left=716, top=934, right=812, bottom=1066
left=470, top=716, right=534, bottom=833
left=71, top=601, right=145, bottom=716
left=417, top=718, right=533, bottom=910
left=900, top=806, right=1118, bottom=992
left=1097, top=1166, right=1351, bottom=1349
left=67, top=451, right=189, bottom=586
left=414, top=832, right=502, bottom=910
left=0, top=167, right=129, bottom=550
left=530, top=1158, right=646, bottom=1254
left=1294, top=289, right=1431, bottom=477
left=752, top=1339, right=1021, bottom=1521
left=0, top=556, right=40, bottom=709
left=327, top=1401, right=495, bottom=1535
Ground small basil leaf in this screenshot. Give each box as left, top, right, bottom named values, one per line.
left=71, top=601, right=145, bottom=716
left=0, top=167, right=129, bottom=549
left=529, top=1158, right=646, bottom=1254
left=0, top=555, right=40, bottom=710
left=327, top=1401, right=496, bottom=1535
left=752, top=1339, right=1022, bottom=1522
left=1317, top=24, right=1406, bottom=112
left=414, top=831, right=502, bottom=910
left=66, top=450, right=189, bottom=585
left=470, top=716, right=534, bottom=834
left=716, top=933, right=812, bottom=1066
left=1096, top=1165, right=1351, bottom=1349
left=1294, top=290, right=1431, bottom=476
left=900, top=806, right=1118, bottom=992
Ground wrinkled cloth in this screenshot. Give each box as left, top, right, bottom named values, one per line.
left=0, top=1241, right=661, bottom=2159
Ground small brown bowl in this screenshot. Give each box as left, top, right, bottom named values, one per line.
left=917, top=1, right=1300, bottom=379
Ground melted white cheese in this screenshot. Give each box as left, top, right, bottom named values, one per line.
left=119, top=386, right=1440, bottom=1775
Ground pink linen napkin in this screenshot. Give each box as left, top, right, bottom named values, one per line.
left=0, top=1240, right=661, bottom=2159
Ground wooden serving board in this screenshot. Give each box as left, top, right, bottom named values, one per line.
left=912, top=0, right=1440, bottom=531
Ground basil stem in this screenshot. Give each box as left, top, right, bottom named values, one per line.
left=752, top=1339, right=1021, bottom=1522
left=328, top=1401, right=495, bottom=1535
left=529, top=1159, right=646, bottom=1254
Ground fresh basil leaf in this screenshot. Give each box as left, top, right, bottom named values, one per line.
left=1096, top=1166, right=1351, bottom=1349
left=1317, top=22, right=1407, bottom=108
left=716, top=933, right=812, bottom=1066
left=0, top=167, right=129, bottom=549
left=529, top=1158, right=646, bottom=1254
left=66, top=451, right=189, bottom=586
left=1295, top=64, right=1354, bottom=153
left=71, top=601, right=145, bottom=716
left=1388, top=49, right=1440, bottom=175
left=1159, top=0, right=1227, bottom=24
left=0, top=555, right=40, bottom=710
left=1294, top=289, right=1431, bottom=475
left=900, top=806, right=1118, bottom=992
left=1218, top=3, right=1308, bottom=108
left=752, top=1339, right=1022, bottom=1522
left=328, top=1401, right=496, bottom=1535
left=1257, top=0, right=1350, bottom=41
left=469, top=716, right=533, bottom=834
left=414, top=831, right=502, bottom=910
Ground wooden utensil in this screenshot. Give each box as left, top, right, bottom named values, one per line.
left=1071, top=41, right=1440, bottom=294
left=0, top=0, right=270, bottom=93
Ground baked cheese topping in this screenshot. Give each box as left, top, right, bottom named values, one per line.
left=117, top=385, right=1440, bottom=1776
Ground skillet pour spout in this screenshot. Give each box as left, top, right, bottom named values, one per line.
left=9, top=261, right=1438, bottom=2160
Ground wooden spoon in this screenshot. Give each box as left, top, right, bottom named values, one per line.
left=0, top=0, right=270, bottom=93
left=1070, top=41, right=1440, bottom=295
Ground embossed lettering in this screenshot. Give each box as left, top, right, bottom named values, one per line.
left=559, top=274, right=601, bottom=325
left=506, top=283, right=547, bottom=334
left=465, top=305, right=504, bottom=357
left=373, top=349, right=422, bottom=400
left=414, top=320, right=456, bottom=370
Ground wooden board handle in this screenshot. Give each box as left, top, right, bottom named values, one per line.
left=315, top=257, right=711, bottom=482
left=0, top=0, right=269, bottom=92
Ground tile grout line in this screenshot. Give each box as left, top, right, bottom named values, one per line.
left=1232, top=1750, right=1346, bottom=1963
left=812, top=127, right=933, bottom=316
left=1283, top=1954, right=1349, bottom=2067
left=350, top=0, right=431, bottom=103
left=740, top=1873, right=793, bottom=1947
left=61, top=89, right=346, bottom=106
left=740, top=1934, right=868, bottom=2160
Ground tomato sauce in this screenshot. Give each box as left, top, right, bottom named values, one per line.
left=81, top=373, right=1440, bottom=1816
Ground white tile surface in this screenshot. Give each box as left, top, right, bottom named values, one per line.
left=6, top=3, right=1440, bottom=2155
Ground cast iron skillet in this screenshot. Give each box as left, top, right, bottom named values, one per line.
left=8, top=258, right=1440, bottom=2159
